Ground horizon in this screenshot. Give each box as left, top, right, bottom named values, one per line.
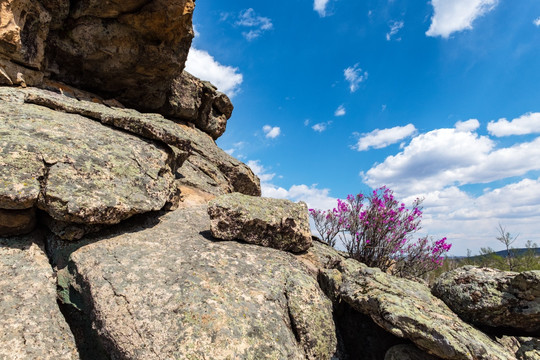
left=186, top=0, right=540, bottom=256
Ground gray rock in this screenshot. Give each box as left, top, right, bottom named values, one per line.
left=497, top=336, right=540, bottom=360
left=0, top=232, right=78, bottom=359
left=51, top=206, right=337, bottom=359
left=432, top=266, right=540, bottom=334
left=208, top=193, right=312, bottom=253
left=0, top=86, right=178, bottom=239
left=162, top=71, right=234, bottom=139
left=311, top=242, right=516, bottom=360
left=385, top=344, right=441, bottom=360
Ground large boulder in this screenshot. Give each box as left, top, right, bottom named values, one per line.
left=385, top=344, right=441, bottom=360
left=432, top=266, right=540, bottom=335
left=160, top=71, right=234, bottom=140
left=310, top=242, right=516, bottom=360
left=0, top=86, right=260, bottom=238
left=50, top=205, right=337, bottom=359
left=0, top=86, right=180, bottom=239
left=208, top=193, right=312, bottom=253
left=0, top=232, right=79, bottom=359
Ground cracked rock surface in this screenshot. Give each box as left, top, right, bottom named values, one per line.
left=50, top=205, right=336, bottom=359
left=306, top=242, right=518, bottom=360
left=208, top=192, right=312, bottom=253
left=432, top=266, right=540, bottom=335
left=0, top=231, right=79, bottom=359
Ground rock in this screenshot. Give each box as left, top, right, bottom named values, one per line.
left=50, top=205, right=337, bottom=359
left=0, top=208, right=35, bottom=236
left=432, top=266, right=540, bottom=334
left=311, top=242, right=516, bottom=360
left=208, top=193, right=312, bottom=253
left=46, top=0, right=195, bottom=111
left=0, top=86, right=179, bottom=239
left=385, top=344, right=442, bottom=360
left=498, top=336, right=540, bottom=360
left=162, top=71, right=234, bottom=139
left=0, top=231, right=78, bottom=359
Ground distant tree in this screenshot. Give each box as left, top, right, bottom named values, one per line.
left=496, top=224, right=517, bottom=271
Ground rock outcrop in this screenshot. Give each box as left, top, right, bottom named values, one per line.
left=432, top=266, right=540, bottom=335
left=208, top=193, right=312, bottom=253
left=49, top=205, right=337, bottom=359
left=0, top=86, right=260, bottom=238
left=0, top=231, right=78, bottom=359
left=385, top=344, right=440, bottom=360
left=311, top=242, right=516, bottom=360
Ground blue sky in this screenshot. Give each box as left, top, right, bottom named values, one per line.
left=186, top=0, right=540, bottom=255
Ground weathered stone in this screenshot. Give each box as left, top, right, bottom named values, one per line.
left=498, top=336, right=540, bottom=360
left=162, top=71, right=234, bottom=139
left=311, top=242, right=516, bottom=360
left=0, top=208, right=35, bottom=236
left=0, top=0, right=51, bottom=69
left=46, top=0, right=195, bottom=111
left=432, top=266, right=540, bottom=334
left=0, top=86, right=178, bottom=239
left=0, top=232, right=78, bottom=359
left=51, top=205, right=337, bottom=359
left=208, top=193, right=312, bottom=253
left=385, top=344, right=442, bottom=360
left=5, top=86, right=260, bottom=197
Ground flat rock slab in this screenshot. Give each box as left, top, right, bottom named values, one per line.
left=310, top=242, right=517, bottom=360
left=0, top=232, right=78, bottom=359
left=208, top=193, right=312, bottom=253
left=52, top=206, right=336, bottom=359
left=0, top=87, right=176, bottom=239
left=432, top=266, right=540, bottom=334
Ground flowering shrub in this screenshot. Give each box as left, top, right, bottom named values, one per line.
left=309, top=186, right=451, bottom=278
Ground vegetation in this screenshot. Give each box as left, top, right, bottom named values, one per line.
left=309, top=186, right=451, bottom=278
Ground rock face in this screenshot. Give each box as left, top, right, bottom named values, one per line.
left=385, top=344, right=441, bottom=360
left=432, top=266, right=540, bottom=334
left=208, top=193, right=312, bottom=253
left=0, top=232, right=78, bottom=359
left=312, top=242, right=516, bottom=360
left=161, top=71, right=234, bottom=140
left=50, top=205, right=337, bottom=359
left=0, top=86, right=260, bottom=238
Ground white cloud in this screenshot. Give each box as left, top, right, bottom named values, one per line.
left=354, top=124, right=417, bottom=151
left=224, top=149, right=235, bottom=155
left=185, top=48, right=243, bottom=97
left=263, top=125, right=281, bottom=139
left=344, top=64, right=368, bottom=92
left=236, top=8, right=273, bottom=41
left=426, top=0, right=498, bottom=38
left=304, top=119, right=310, bottom=126
left=246, top=160, right=276, bottom=182
left=487, top=112, right=540, bottom=137
left=312, top=123, right=329, bottom=132
left=334, top=105, right=346, bottom=117
left=455, top=119, right=480, bottom=132
left=534, top=17, right=540, bottom=27
left=408, top=179, right=540, bottom=254
left=386, top=20, right=404, bottom=41
left=362, top=127, right=540, bottom=197
left=314, top=0, right=331, bottom=17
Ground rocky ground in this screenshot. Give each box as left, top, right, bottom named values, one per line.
left=1, top=0, right=539, bottom=359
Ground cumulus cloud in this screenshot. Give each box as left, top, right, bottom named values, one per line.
left=426, top=0, right=499, bottom=38
left=312, top=122, right=331, bottom=132
left=185, top=48, right=243, bottom=97
left=236, top=8, right=273, bottom=41
left=534, top=17, right=540, bottom=27
left=362, top=128, right=540, bottom=197
left=487, top=112, right=540, bottom=137
left=354, top=124, right=417, bottom=151
left=334, top=105, right=346, bottom=117
left=247, top=160, right=337, bottom=210
left=344, top=64, right=368, bottom=92
left=263, top=125, right=281, bottom=139
left=455, top=119, right=480, bottom=132
left=386, top=20, right=404, bottom=41
left=314, top=0, right=331, bottom=17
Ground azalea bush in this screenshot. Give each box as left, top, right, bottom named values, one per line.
left=309, top=186, right=451, bottom=278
